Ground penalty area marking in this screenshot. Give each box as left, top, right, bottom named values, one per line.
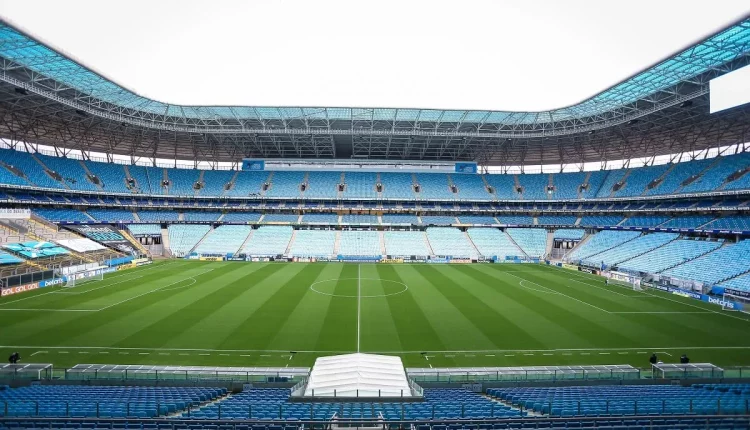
left=310, top=277, right=408, bottom=298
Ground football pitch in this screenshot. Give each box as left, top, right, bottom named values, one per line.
left=1, top=260, right=749, bottom=369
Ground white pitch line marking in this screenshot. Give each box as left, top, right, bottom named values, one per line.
left=30, top=351, right=47, bottom=356
left=357, top=264, right=361, bottom=353
left=599, top=352, right=610, bottom=355
left=139, top=352, right=149, bottom=355
left=485, top=354, right=495, bottom=357
left=505, top=271, right=611, bottom=313
left=543, top=353, right=553, bottom=356
left=199, top=353, right=210, bottom=356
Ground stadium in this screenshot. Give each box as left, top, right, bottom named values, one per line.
left=1, top=5, right=750, bottom=429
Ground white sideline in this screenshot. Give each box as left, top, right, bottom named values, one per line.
left=0, top=267, right=216, bottom=313
left=0, top=345, right=748, bottom=354
left=542, top=264, right=750, bottom=323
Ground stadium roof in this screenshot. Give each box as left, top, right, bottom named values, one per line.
left=0, top=16, right=749, bottom=164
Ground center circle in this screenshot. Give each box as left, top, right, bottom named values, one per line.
left=310, top=278, right=409, bottom=298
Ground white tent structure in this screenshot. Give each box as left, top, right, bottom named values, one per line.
left=303, top=353, right=416, bottom=398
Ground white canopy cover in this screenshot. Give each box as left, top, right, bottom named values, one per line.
left=304, top=353, right=414, bottom=398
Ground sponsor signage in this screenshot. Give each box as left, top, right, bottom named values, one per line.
left=0, top=208, right=30, bottom=219
left=39, top=278, right=64, bottom=288
left=705, top=296, right=743, bottom=311
left=449, top=258, right=472, bottom=264
left=724, top=288, right=750, bottom=299
left=242, top=159, right=265, bottom=171
left=455, top=162, right=478, bottom=174
left=199, top=256, right=225, bottom=261
left=427, top=257, right=450, bottom=264
left=654, top=285, right=743, bottom=310
left=68, top=225, right=139, bottom=255
left=1, top=282, right=39, bottom=296
left=380, top=258, right=404, bottom=264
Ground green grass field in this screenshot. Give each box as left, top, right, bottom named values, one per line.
left=1, top=260, right=749, bottom=369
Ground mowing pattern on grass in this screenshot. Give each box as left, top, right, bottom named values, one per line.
left=1, top=260, right=749, bottom=369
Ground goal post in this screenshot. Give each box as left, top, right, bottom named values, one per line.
left=721, top=292, right=750, bottom=314
left=63, top=270, right=104, bottom=288
left=606, top=271, right=644, bottom=291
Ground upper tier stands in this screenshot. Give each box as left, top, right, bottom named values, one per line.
left=381, top=214, right=419, bottom=225
left=552, top=171, right=585, bottom=200
left=383, top=230, right=430, bottom=256
left=682, top=153, right=750, bottom=193
left=138, top=210, right=180, bottom=222
left=620, top=215, right=672, bottom=227
left=507, top=228, right=547, bottom=258
left=165, top=168, right=200, bottom=196
left=200, top=169, right=234, bottom=196
left=618, top=238, right=722, bottom=274
left=262, top=214, right=299, bottom=223
left=416, top=173, right=452, bottom=200
left=342, top=172, right=378, bottom=199
left=537, top=215, right=577, bottom=225
left=1, top=149, right=748, bottom=200
left=661, top=215, right=715, bottom=229
left=663, top=240, right=750, bottom=285
left=86, top=209, right=136, bottom=223
left=614, top=164, right=670, bottom=197
left=646, top=158, right=714, bottom=195
left=567, top=230, right=641, bottom=261
left=420, top=215, right=457, bottom=225
left=194, top=225, right=252, bottom=255
left=426, top=227, right=478, bottom=258
left=265, top=171, right=305, bottom=198
left=498, top=215, right=533, bottom=225
left=289, top=230, right=336, bottom=257
left=301, top=213, right=339, bottom=224
left=127, top=224, right=161, bottom=236
left=338, top=230, right=381, bottom=257
left=226, top=171, right=268, bottom=197
left=84, top=161, right=130, bottom=193
left=305, top=171, right=340, bottom=199
left=221, top=212, right=262, bottom=223
left=241, top=226, right=292, bottom=256
left=182, top=211, right=222, bottom=222
left=457, top=215, right=498, bottom=225
left=467, top=228, right=523, bottom=259
left=579, top=215, right=624, bottom=227
left=451, top=173, right=492, bottom=200
left=379, top=172, right=415, bottom=199
left=167, top=225, right=210, bottom=257
left=581, top=232, right=677, bottom=268
left=720, top=272, right=750, bottom=292
left=554, top=229, right=585, bottom=240
left=33, top=208, right=90, bottom=223
left=341, top=214, right=378, bottom=224
left=704, top=215, right=750, bottom=231
left=517, top=174, right=548, bottom=200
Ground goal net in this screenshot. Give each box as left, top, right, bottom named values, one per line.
left=606, top=271, right=643, bottom=291
left=64, top=271, right=104, bottom=288
left=721, top=292, right=749, bottom=313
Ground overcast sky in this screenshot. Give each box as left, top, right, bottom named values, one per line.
left=0, top=0, right=748, bottom=112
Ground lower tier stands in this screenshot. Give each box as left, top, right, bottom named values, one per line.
left=0, top=385, right=225, bottom=419
left=289, top=229, right=336, bottom=258
left=537, top=215, right=578, bottom=226
left=338, top=230, right=381, bottom=257
left=663, top=240, right=750, bottom=285
left=489, top=383, right=750, bottom=417
left=554, top=229, right=585, bottom=240
left=580, top=232, right=677, bottom=268
left=566, top=231, right=641, bottom=261
left=720, top=272, right=750, bottom=293
left=384, top=230, right=431, bottom=256
left=703, top=215, right=750, bottom=231
left=127, top=224, right=162, bottom=236
left=620, top=215, right=672, bottom=227
left=425, top=227, right=478, bottom=258
left=507, top=228, right=547, bottom=258
left=467, top=228, right=523, bottom=259
left=167, top=225, right=210, bottom=257
left=193, top=225, right=253, bottom=255
left=87, top=208, right=136, bottom=223
left=241, top=226, right=293, bottom=256
left=617, top=238, right=722, bottom=274
left=32, top=208, right=91, bottom=223
left=188, top=388, right=522, bottom=421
